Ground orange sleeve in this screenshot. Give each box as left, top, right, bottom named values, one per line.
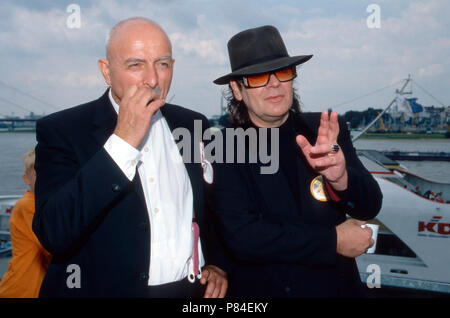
left=14, top=194, right=51, bottom=260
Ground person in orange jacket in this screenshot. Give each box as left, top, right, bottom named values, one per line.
left=0, top=148, right=51, bottom=298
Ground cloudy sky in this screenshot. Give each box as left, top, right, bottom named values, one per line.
left=0, top=0, right=449, bottom=118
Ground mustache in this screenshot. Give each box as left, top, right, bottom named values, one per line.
left=151, top=86, right=161, bottom=96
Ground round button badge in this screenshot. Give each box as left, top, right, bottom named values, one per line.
left=310, top=175, right=329, bottom=202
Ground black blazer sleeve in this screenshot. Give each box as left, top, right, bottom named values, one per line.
left=33, top=117, right=131, bottom=256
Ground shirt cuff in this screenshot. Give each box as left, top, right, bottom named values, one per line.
left=103, top=134, right=142, bottom=181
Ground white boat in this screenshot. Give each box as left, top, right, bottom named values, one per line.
left=356, top=150, right=450, bottom=296
left=353, top=75, right=449, bottom=296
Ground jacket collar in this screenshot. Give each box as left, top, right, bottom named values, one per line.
left=91, top=89, right=117, bottom=147
left=292, top=111, right=317, bottom=145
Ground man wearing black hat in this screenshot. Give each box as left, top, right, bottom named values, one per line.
left=209, top=25, right=383, bottom=297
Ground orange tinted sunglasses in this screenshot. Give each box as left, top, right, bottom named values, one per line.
left=241, top=66, right=297, bottom=88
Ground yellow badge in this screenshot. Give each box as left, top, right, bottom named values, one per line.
left=310, top=175, right=329, bottom=202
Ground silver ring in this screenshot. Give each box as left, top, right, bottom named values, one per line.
left=331, top=144, right=340, bottom=153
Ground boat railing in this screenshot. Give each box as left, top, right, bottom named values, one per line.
left=0, top=246, right=12, bottom=258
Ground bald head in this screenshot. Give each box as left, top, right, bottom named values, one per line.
left=106, top=17, right=172, bottom=60
left=98, top=17, right=175, bottom=105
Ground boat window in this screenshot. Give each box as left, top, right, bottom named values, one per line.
left=375, top=232, right=417, bottom=258
left=365, top=219, right=417, bottom=258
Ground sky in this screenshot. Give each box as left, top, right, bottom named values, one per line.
left=0, top=0, right=449, bottom=118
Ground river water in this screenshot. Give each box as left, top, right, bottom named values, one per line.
left=0, top=132, right=449, bottom=195
left=353, top=138, right=450, bottom=182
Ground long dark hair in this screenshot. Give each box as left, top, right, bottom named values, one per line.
left=224, top=81, right=302, bottom=126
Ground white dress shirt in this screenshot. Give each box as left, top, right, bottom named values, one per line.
left=103, top=89, right=204, bottom=285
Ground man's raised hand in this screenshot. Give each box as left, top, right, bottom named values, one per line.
left=113, top=84, right=165, bottom=149
left=296, top=110, right=348, bottom=191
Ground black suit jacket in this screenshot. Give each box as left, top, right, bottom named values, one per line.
left=33, top=90, right=212, bottom=297
left=208, top=112, right=383, bottom=297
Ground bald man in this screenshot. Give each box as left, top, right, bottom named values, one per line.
left=33, top=18, right=227, bottom=298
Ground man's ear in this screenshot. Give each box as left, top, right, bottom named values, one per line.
left=230, top=80, right=243, bottom=101
left=98, top=58, right=111, bottom=86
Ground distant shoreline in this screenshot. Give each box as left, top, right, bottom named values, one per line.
left=0, top=130, right=35, bottom=134
left=355, top=133, right=447, bottom=139
left=1, top=130, right=449, bottom=140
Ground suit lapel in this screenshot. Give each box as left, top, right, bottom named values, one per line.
left=293, top=112, right=317, bottom=146
left=292, top=112, right=321, bottom=174
left=90, top=91, right=117, bottom=147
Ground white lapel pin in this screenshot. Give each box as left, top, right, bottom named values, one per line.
left=199, top=142, right=213, bottom=184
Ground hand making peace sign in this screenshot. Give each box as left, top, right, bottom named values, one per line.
left=295, top=110, right=348, bottom=191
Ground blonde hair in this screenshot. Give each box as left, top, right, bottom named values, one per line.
left=23, top=148, right=35, bottom=174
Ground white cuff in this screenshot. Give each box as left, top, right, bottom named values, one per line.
left=104, top=134, right=142, bottom=181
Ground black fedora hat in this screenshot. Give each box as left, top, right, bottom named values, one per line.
left=213, top=25, right=312, bottom=85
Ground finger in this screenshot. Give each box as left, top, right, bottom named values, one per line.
left=217, top=277, right=228, bottom=298
left=200, top=268, right=210, bottom=285
left=219, top=279, right=228, bottom=298
left=119, top=85, right=139, bottom=107
left=296, top=135, right=318, bottom=168
left=146, top=98, right=166, bottom=115
left=329, top=111, right=340, bottom=141
left=210, top=278, right=221, bottom=298
left=124, top=84, right=139, bottom=98
left=144, top=101, right=165, bottom=122
left=136, top=85, right=159, bottom=107
left=122, top=85, right=151, bottom=111
left=310, top=143, right=335, bottom=155
left=203, top=279, right=216, bottom=298
left=353, top=219, right=366, bottom=226
left=317, top=110, right=330, bottom=144
left=364, top=227, right=373, bottom=238
left=296, top=135, right=312, bottom=154
left=144, top=87, right=163, bottom=105
left=314, top=155, right=338, bottom=168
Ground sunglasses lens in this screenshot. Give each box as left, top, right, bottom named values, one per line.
left=244, top=67, right=296, bottom=88
left=275, top=67, right=295, bottom=81
left=246, top=73, right=270, bottom=88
